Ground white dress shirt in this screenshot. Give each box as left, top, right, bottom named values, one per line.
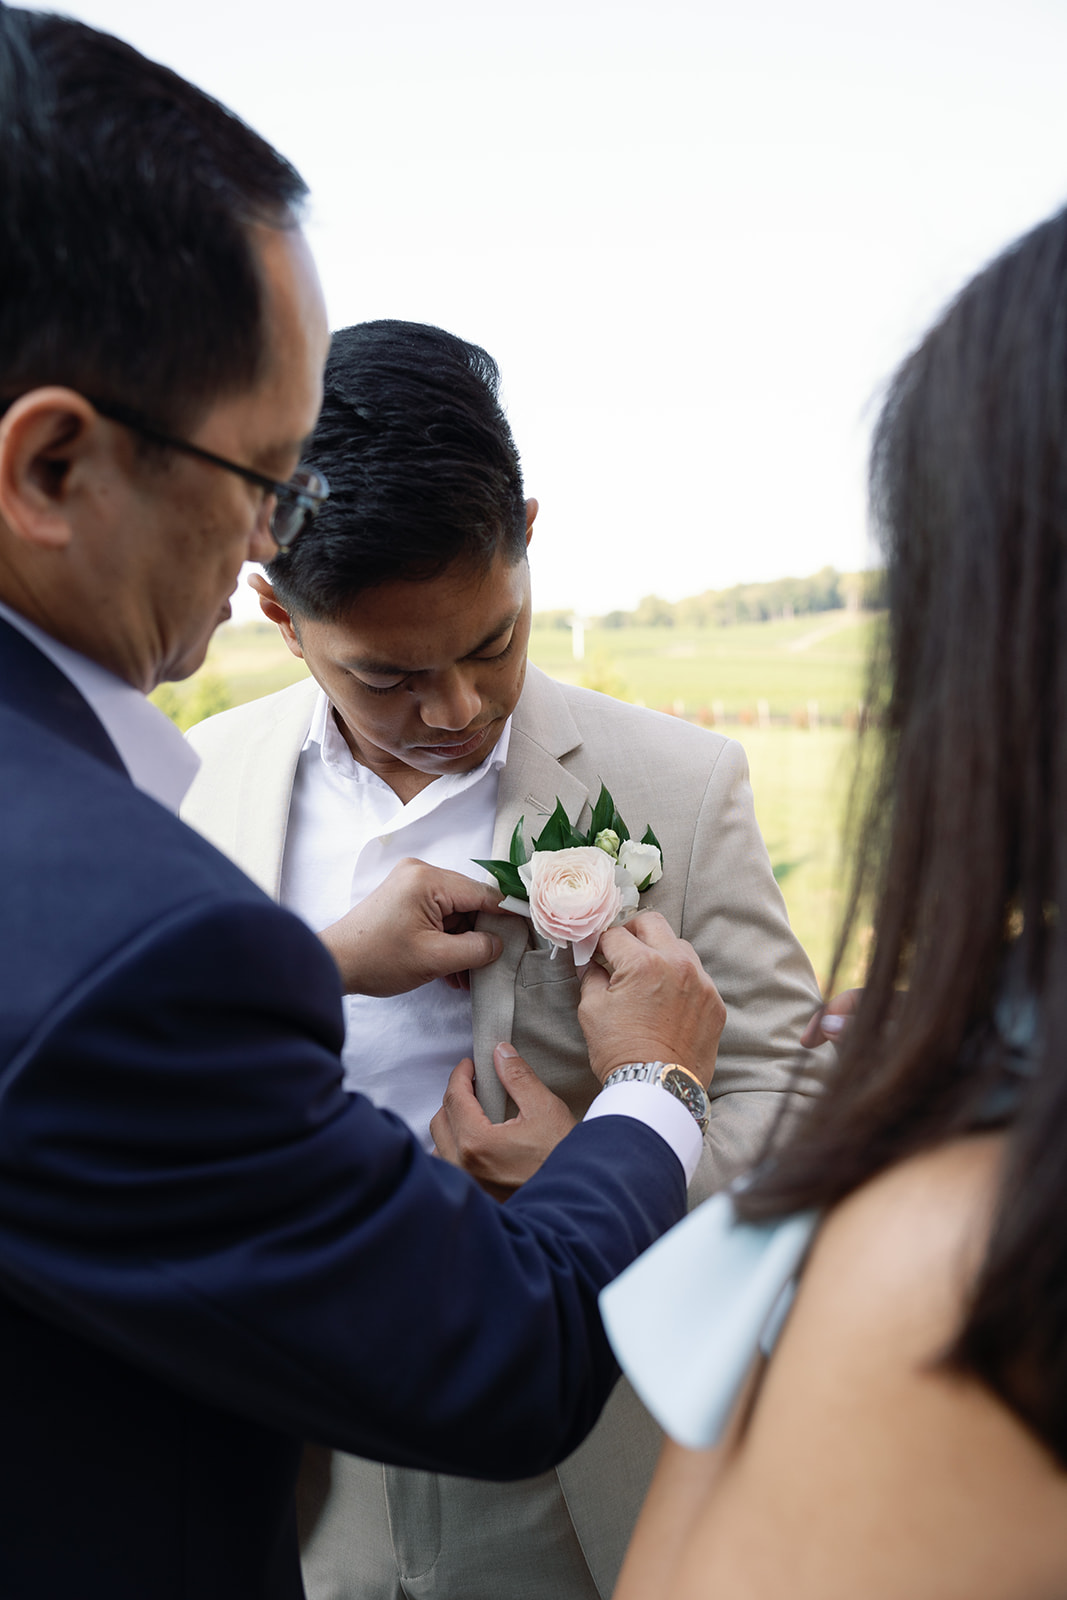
left=279, top=688, right=510, bottom=1148
left=0, top=600, right=198, bottom=811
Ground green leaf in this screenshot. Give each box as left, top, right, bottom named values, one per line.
left=611, top=807, right=631, bottom=844
left=508, top=816, right=527, bottom=867
left=533, top=799, right=586, bottom=853
left=641, top=823, right=662, bottom=855
left=472, top=858, right=528, bottom=900
left=532, top=801, right=569, bottom=852
left=590, top=783, right=616, bottom=839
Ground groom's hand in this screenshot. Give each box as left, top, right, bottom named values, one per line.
left=430, top=1047, right=577, bottom=1199
left=319, top=858, right=505, bottom=996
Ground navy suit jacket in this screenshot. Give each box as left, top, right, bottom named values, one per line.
left=0, top=619, right=686, bottom=1599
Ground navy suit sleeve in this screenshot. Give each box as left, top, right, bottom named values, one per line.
left=0, top=893, right=684, bottom=1479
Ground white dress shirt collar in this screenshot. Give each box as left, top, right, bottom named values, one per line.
left=0, top=600, right=200, bottom=814
left=304, top=686, right=513, bottom=793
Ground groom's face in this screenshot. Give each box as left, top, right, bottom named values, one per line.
left=267, top=545, right=533, bottom=787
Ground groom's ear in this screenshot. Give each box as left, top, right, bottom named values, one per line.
left=524, top=497, right=538, bottom=548
left=247, top=571, right=304, bottom=659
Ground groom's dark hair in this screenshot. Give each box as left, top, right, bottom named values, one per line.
left=266, top=320, right=529, bottom=622
left=0, top=4, right=307, bottom=433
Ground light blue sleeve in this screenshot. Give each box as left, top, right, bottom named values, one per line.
left=599, top=1191, right=818, bottom=1451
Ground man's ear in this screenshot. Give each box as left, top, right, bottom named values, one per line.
left=524, top=497, right=538, bottom=550
left=0, top=389, right=100, bottom=551
left=247, top=570, right=305, bottom=659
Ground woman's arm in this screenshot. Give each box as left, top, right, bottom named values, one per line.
left=613, top=1436, right=726, bottom=1598
left=616, top=1136, right=1067, bottom=1600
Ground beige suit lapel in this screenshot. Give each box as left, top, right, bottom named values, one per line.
left=234, top=681, right=320, bottom=899
left=183, top=678, right=317, bottom=900
left=470, top=668, right=589, bottom=1120
left=235, top=743, right=300, bottom=898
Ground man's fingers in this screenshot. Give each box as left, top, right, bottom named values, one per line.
left=430, top=1057, right=486, bottom=1167
left=493, top=1043, right=573, bottom=1121
left=594, top=911, right=689, bottom=968
left=424, top=930, right=503, bottom=981
left=442, top=1054, right=478, bottom=1102
left=577, top=913, right=726, bottom=1087
left=433, top=1049, right=575, bottom=1196
left=578, top=958, right=610, bottom=998
left=429, top=1119, right=454, bottom=1161
left=492, top=1044, right=577, bottom=1167
left=593, top=919, right=643, bottom=970
left=611, top=909, right=677, bottom=950
left=404, top=860, right=503, bottom=918
left=445, top=879, right=506, bottom=916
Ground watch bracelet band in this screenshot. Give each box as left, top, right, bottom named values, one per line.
left=600, top=1060, right=710, bottom=1133
left=602, top=1061, right=689, bottom=1088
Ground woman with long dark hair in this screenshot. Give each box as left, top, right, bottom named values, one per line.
left=602, top=209, right=1067, bottom=1597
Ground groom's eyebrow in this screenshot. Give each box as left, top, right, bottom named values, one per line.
left=462, top=611, right=521, bottom=657
left=346, top=611, right=521, bottom=676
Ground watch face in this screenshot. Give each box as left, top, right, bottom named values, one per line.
left=661, top=1066, right=710, bottom=1131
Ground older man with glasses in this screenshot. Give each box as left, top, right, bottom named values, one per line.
left=0, top=9, right=725, bottom=1599
left=86, top=396, right=331, bottom=549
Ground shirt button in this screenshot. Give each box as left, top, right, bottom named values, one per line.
left=378, top=834, right=392, bottom=844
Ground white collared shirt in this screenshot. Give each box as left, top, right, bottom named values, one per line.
left=279, top=689, right=509, bottom=1148
left=0, top=600, right=199, bottom=812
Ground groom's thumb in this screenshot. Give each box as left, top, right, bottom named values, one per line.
left=493, top=1041, right=538, bottom=1091
left=493, top=1041, right=550, bottom=1105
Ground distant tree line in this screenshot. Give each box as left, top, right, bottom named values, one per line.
left=534, top=566, right=885, bottom=630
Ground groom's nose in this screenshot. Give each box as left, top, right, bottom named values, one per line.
left=418, top=668, right=482, bottom=731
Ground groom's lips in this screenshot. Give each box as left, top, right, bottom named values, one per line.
left=413, top=724, right=494, bottom=761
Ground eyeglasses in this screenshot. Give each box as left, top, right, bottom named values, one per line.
left=88, top=397, right=329, bottom=551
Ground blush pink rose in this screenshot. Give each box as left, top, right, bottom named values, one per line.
left=519, top=846, right=624, bottom=967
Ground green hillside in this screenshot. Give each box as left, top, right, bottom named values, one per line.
left=529, top=611, right=876, bottom=722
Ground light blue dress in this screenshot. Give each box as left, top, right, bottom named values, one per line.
left=599, top=1191, right=818, bottom=1451
left=601, top=988, right=1038, bottom=1452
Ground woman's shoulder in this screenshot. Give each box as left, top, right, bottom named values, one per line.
left=803, top=1134, right=1004, bottom=1349
left=668, top=1136, right=1067, bottom=1599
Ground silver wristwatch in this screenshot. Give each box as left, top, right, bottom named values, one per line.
left=601, top=1061, right=710, bottom=1133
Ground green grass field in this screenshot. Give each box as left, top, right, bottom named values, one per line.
left=157, top=610, right=878, bottom=986
left=528, top=611, right=877, bottom=723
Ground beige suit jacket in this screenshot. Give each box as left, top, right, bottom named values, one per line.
left=183, top=664, right=827, bottom=1598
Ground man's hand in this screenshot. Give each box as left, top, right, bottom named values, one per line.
left=319, top=858, right=505, bottom=996
left=800, top=987, right=863, bottom=1049
left=578, top=912, right=726, bottom=1089
left=430, top=1046, right=578, bottom=1200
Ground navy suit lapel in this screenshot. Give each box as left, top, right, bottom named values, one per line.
left=0, top=616, right=127, bottom=777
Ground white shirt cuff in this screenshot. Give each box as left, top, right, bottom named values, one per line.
left=583, top=1080, right=704, bottom=1184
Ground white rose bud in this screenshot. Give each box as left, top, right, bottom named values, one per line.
left=594, top=828, right=621, bottom=859
left=617, top=839, right=663, bottom=891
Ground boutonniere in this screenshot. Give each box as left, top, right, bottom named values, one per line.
left=475, top=784, right=664, bottom=968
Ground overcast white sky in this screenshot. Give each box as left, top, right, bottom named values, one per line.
left=55, top=0, right=1067, bottom=616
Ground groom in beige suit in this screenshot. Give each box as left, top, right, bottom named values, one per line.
left=182, top=321, right=828, bottom=1600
